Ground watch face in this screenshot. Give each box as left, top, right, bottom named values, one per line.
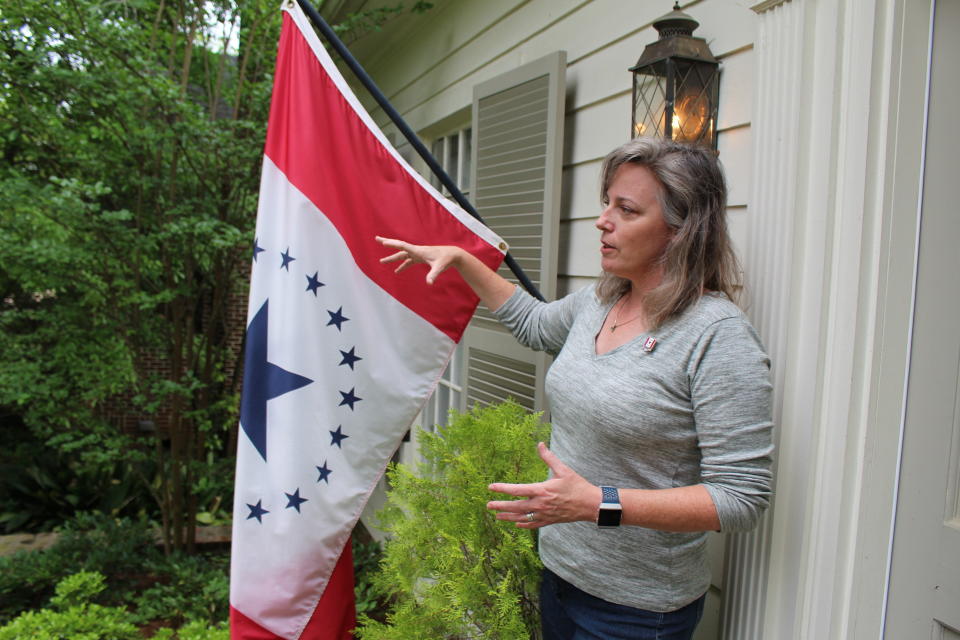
left=598, top=505, right=622, bottom=527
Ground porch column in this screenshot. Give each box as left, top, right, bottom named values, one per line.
left=720, top=1, right=806, bottom=638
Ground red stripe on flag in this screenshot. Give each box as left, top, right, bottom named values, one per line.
left=231, top=540, right=356, bottom=640
left=264, top=14, right=504, bottom=342
left=299, top=540, right=356, bottom=640
left=231, top=607, right=283, bottom=640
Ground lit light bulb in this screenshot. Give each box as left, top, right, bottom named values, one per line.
left=673, top=93, right=709, bottom=142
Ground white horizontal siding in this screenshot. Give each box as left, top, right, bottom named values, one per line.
left=719, top=126, right=753, bottom=206
left=564, top=93, right=632, bottom=165
left=360, top=1, right=754, bottom=125
left=560, top=161, right=603, bottom=220
left=362, top=0, right=583, bottom=130
left=361, top=2, right=758, bottom=315
left=718, top=48, right=754, bottom=129
left=557, top=275, right=595, bottom=298
left=727, top=205, right=751, bottom=269
left=559, top=218, right=602, bottom=278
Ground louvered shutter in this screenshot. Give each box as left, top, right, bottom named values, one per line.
left=460, top=51, right=566, bottom=414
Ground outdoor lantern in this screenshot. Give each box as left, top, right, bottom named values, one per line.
left=630, top=3, right=720, bottom=148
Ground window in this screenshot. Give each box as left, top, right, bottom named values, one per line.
left=429, top=127, right=472, bottom=196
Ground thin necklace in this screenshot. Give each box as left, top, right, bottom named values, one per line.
left=610, top=292, right=643, bottom=333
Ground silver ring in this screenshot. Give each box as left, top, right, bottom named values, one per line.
left=525, top=512, right=536, bottom=522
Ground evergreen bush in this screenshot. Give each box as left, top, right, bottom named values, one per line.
left=355, top=401, right=550, bottom=640
left=0, top=571, right=140, bottom=640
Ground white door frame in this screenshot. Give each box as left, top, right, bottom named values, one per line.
left=745, top=0, right=935, bottom=638
left=880, top=0, right=959, bottom=634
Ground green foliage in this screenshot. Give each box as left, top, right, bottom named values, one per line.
left=191, top=454, right=236, bottom=526
left=0, top=571, right=140, bottom=640
left=0, top=513, right=391, bottom=635
left=0, top=567, right=229, bottom=639
left=152, top=619, right=231, bottom=640
left=0, top=418, right=156, bottom=533
left=355, top=401, right=549, bottom=640
left=133, top=552, right=230, bottom=627
left=0, top=0, right=280, bottom=550
left=0, top=515, right=234, bottom=635
left=48, top=570, right=108, bottom=610
left=0, top=515, right=160, bottom=623
left=0, top=0, right=438, bottom=555
left=353, top=537, right=387, bottom=619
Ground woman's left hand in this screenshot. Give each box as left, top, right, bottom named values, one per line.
left=487, top=442, right=602, bottom=529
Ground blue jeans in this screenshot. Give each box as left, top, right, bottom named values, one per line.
left=540, top=568, right=705, bottom=640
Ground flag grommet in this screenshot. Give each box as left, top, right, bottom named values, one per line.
left=499, top=242, right=509, bottom=251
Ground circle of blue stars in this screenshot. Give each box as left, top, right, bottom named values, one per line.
left=240, top=240, right=365, bottom=524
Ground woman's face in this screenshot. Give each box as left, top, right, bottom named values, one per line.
left=596, top=163, right=674, bottom=284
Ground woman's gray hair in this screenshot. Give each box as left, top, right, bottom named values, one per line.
left=596, top=137, right=741, bottom=328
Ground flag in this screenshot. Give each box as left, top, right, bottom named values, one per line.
left=229, top=3, right=507, bottom=639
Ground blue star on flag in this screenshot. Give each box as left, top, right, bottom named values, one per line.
left=253, top=238, right=265, bottom=263
left=239, top=300, right=313, bottom=461
left=280, top=247, right=295, bottom=271
left=327, top=307, right=349, bottom=331
left=285, top=489, right=308, bottom=513
left=339, top=387, right=361, bottom=410
left=305, top=271, right=325, bottom=296
left=338, top=347, right=361, bottom=370
left=246, top=500, right=269, bottom=523
left=330, top=425, right=349, bottom=448
left=316, top=461, right=332, bottom=484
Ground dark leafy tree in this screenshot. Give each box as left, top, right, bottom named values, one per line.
left=0, top=0, right=431, bottom=550
left=0, top=0, right=282, bottom=551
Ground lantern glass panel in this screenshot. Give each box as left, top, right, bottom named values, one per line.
left=633, top=68, right=668, bottom=139
left=671, top=58, right=718, bottom=146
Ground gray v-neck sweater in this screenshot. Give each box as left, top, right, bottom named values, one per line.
left=493, top=286, right=773, bottom=612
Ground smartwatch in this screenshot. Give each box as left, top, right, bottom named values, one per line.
left=597, top=486, right=622, bottom=528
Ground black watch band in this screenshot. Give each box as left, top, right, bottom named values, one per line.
left=597, top=486, right=622, bottom=528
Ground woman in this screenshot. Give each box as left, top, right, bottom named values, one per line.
left=377, top=138, right=773, bottom=640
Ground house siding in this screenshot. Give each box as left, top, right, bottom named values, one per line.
left=352, top=0, right=757, bottom=300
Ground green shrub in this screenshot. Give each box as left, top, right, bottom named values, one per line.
left=48, top=570, right=107, bottom=609
left=0, top=568, right=228, bottom=639
left=0, top=514, right=159, bottom=623
left=0, top=512, right=235, bottom=632
left=0, top=419, right=156, bottom=535
left=353, top=537, right=387, bottom=620
left=355, top=401, right=550, bottom=640
left=151, top=619, right=230, bottom=640
left=0, top=570, right=140, bottom=640
left=132, top=552, right=230, bottom=627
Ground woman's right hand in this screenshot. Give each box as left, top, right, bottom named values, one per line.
left=376, top=235, right=516, bottom=310
left=376, top=236, right=464, bottom=285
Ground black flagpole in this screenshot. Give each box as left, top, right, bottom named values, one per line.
left=294, top=0, right=546, bottom=302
